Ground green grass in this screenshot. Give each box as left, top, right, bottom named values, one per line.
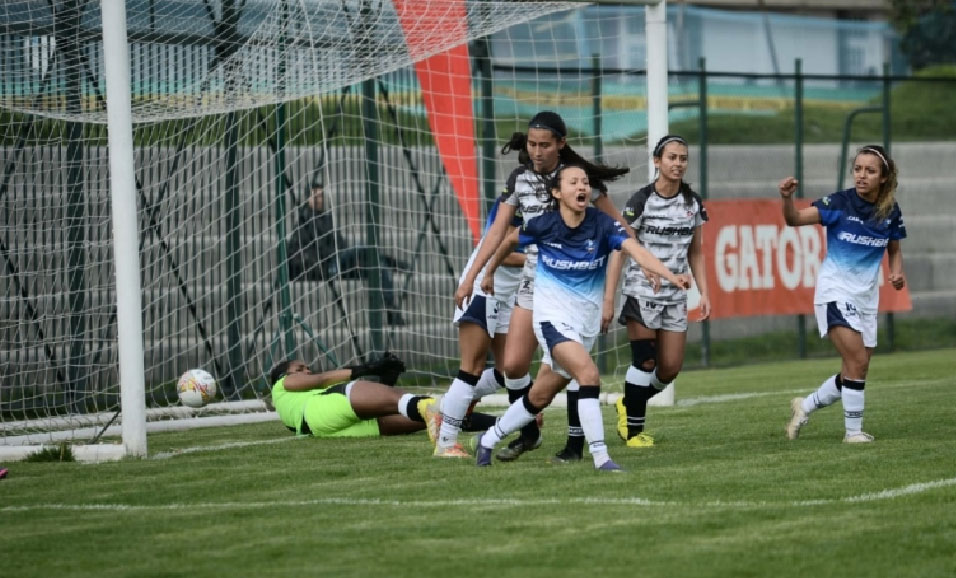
left=3, top=349, right=955, bottom=578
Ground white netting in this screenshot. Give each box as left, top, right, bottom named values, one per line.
left=1, top=0, right=655, bottom=454
left=2, top=0, right=583, bottom=123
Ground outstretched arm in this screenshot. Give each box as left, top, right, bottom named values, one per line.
left=620, top=238, right=691, bottom=289
left=779, top=177, right=821, bottom=226
left=282, top=368, right=352, bottom=392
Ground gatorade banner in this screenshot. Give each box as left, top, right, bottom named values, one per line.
left=392, top=0, right=482, bottom=245
left=692, top=199, right=911, bottom=319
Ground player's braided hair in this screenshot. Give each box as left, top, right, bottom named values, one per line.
left=501, top=111, right=629, bottom=193
left=652, top=134, right=697, bottom=204
left=856, top=145, right=898, bottom=220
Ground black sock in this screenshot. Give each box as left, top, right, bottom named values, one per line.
left=405, top=395, right=430, bottom=422
left=462, top=411, right=497, bottom=432
left=563, top=389, right=584, bottom=453
left=624, top=381, right=654, bottom=438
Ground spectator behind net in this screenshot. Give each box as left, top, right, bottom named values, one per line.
left=287, top=182, right=409, bottom=326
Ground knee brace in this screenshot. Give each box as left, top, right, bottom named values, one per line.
left=630, top=339, right=656, bottom=371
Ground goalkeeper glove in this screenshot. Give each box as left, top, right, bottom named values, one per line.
left=348, top=351, right=406, bottom=386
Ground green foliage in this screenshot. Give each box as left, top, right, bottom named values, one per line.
left=672, top=67, right=956, bottom=144
left=2, top=350, right=955, bottom=578
left=23, top=442, right=75, bottom=463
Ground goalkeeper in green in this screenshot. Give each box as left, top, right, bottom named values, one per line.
left=269, top=354, right=438, bottom=438
left=269, top=354, right=496, bottom=439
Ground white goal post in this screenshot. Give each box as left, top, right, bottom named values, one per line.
left=0, top=0, right=671, bottom=461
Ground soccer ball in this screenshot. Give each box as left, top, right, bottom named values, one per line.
left=177, top=369, right=217, bottom=408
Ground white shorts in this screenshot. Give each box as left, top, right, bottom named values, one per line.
left=814, top=301, right=877, bottom=348
left=533, top=319, right=597, bottom=380
left=618, top=296, right=688, bottom=332
left=515, top=274, right=534, bottom=310
left=495, top=294, right=516, bottom=335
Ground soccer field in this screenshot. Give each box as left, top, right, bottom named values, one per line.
left=3, top=349, right=954, bottom=578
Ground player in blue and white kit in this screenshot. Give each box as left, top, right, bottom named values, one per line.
left=455, top=111, right=630, bottom=463
left=472, top=165, right=691, bottom=471
left=782, top=145, right=907, bottom=443
left=433, top=195, right=526, bottom=457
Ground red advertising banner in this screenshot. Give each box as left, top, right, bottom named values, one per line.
left=693, top=199, right=911, bottom=319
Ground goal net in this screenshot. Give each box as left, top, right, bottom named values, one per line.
left=1, top=0, right=657, bottom=459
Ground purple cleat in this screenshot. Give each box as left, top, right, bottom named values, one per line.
left=476, top=444, right=494, bottom=467
left=596, top=459, right=624, bottom=472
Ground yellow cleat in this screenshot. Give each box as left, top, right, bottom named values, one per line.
left=615, top=397, right=628, bottom=441
left=625, top=432, right=655, bottom=448
left=418, top=398, right=440, bottom=446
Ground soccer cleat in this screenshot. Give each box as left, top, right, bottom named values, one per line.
left=419, top=398, right=440, bottom=445
left=624, top=432, right=655, bottom=448
left=786, top=397, right=809, bottom=440
left=615, top=397, right=628, bottom=441
left=843, top=432, right=875, bottom=443
left=495, top=434, right=542, bottom=462
left=476, top=443, right=494, bottom=467
left=596, top=459, right=625, bottom=472
left=434, top=443, right=471, bottom=458
left=549, top=447, right=583, bottom=464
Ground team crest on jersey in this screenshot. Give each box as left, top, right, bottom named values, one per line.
left=586, top=239, right=595, bottom=252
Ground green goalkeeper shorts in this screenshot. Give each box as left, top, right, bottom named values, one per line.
left=302, top=385, right=381, bottom=438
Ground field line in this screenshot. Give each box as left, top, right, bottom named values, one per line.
left=5, top=476, right=955, bottom=513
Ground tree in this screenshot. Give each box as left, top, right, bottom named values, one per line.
left=888, top=0, right=956, bottom=70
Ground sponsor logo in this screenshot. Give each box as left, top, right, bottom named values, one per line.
left=644, top=225, right=694, bottom=236
left=544, top=242, right=563, bottom=248
left=542, top=255, right=607, bottom=271
left=837, top=231, right=888, bottom=247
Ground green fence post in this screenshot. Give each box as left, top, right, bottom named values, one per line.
left=475, top=37, right=497, bottom=212
left=362, top=77, right=384, bottom=354
left=592, top=52, right=608, bottom=373
left=883, top=62, right=895, bottom=351
left=698, top=57, right=710, bottom=368
left=795, top=58, right=807, bottom=359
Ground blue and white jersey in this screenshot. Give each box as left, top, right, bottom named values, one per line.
left=503, top=163, right=602, bottom=281
left=812, top=188, right=906, bottom=313
left=519, top=207, right=629, bottom=337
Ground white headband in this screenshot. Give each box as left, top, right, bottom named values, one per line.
left=859, top=147, right=889, bottom=171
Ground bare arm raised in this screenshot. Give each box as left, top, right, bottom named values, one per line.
left=779, top=177, right=821, bottom=226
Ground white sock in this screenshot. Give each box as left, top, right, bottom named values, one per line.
left=397, top=393, right=415, bottom=419
left=578, top=396, right=610, bottom=467
left=625, top=365, right=652, bottom=386
left=438, top=378, right=475, bottom=448
left=649, top=368, right=670, bottom=391
left=841, top=382, right=865, bottom=434
left=504, top=373, right=531, bottom=393
left=473, top=368, right=501, bottom=398
left=803, top=374, right=841, bottom=414
left=479, top=399, right=535, bottom=449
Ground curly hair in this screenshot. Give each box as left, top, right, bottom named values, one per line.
left=856, top=145, right=898, bottom=220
